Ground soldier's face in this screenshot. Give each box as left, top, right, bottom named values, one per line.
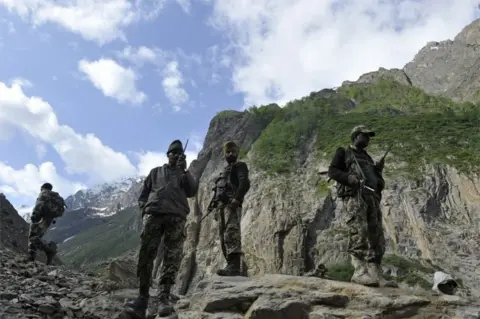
left=225, top=148, right=238, bottom=163
left=168, top=150, right=181, bottom=165
left=355, top=133, right=370, bottom=148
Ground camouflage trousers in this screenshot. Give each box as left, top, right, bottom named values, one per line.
left=136, top=214, right=185, bottom=295
left=343, top=193, right=385, bottom=263
left=217, top=204, right=242, bottom=258
left=28, top=218, right=53, bottom=254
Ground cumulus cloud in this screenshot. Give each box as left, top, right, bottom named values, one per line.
left=0, top=0, right=167, bottom=45
left=208, top=0, right=479, bottom=107
left=116, top=46, right=165, bottom=66
left=161, top=60, right=189, bottom=111
left=135, top=134, right=202, bottom=176
left=78, top=58, right=147, bottom=105
left=0, top=161, right=86, bottom=199
left=0, top=80, right=139, bottom=184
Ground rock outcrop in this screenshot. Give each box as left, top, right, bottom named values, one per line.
left=342, top=18, right=480, bottom=103
left=2, top=247, right=480, bottom=319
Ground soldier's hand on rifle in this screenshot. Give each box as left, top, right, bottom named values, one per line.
left=348, top=174, right=360, bottom=185
left=177, top=154, right=187, bottom=171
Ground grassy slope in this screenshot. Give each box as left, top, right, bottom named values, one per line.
left=58, top=206, right=141, bottom=269
left=249, top=79, right=480, bottom=176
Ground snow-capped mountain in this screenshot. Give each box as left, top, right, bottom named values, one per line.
left=65, top=176, right=145, bottom=217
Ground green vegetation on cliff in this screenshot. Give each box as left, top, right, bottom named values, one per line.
left=247, top=79, right=480, bottom=175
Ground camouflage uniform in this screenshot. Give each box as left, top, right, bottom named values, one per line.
left=136, top=214, right=186, bottom=294
left=328, top=125, right=396, bottom=288
left=213, top=141, right=250, bottom=276
left=28, top=186, right=65, bottom=264
left=125, top=140, right=198, bottom=319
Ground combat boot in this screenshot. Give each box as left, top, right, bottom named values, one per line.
left=45, top=241, right=57, bottom=265
left=350, top=255, right=379, bottom=287
left=216, top=253, right=241, bottom=276
left=368, top=263, right=398, bottom=288
left=156, top=284, right=174, bottom=317
left=124, top=295, right=148, bottom=319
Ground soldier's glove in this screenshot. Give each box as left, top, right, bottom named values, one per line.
left=177, top=154, right=187, bottom=171
left=347, top=174, right=359, bottom=185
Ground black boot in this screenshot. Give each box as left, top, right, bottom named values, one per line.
left=156, top=284, right=174, bottom=317
left=45, top=241, right=57, bottom=265
left=216, top=253, right=241, bottom=276
left=124, top=295, right=148, bottom=319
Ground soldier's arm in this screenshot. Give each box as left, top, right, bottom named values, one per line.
left=327, top=147, right=350, bottom=185
left=181, top=170, right=198, bottom=198
left=234, top=162, right=250, bottom=203
left=138, top=170, right=153, bottom=209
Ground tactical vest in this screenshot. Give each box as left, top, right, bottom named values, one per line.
left=213, top=163, right=237, bottom=204
left=336, top=147, right=381, bottom=198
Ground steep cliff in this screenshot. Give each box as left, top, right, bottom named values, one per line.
left=173, top=79, right=480, bottom=298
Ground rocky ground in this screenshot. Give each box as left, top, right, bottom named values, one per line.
left=2, top=248, right=480, bottom=319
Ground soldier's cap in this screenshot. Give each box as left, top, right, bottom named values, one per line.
left=41, top=182, right=53, bottom=190
left=167, top=139, right=183, bottom=154
left=351, top=125, right=375, bottom=138
left=223, top=141, right=239, bottom=152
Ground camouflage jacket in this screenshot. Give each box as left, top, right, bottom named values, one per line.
left=32, top=189, right=66, bottom=219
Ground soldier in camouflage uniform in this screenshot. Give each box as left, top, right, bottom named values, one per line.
left=27, top=183, right=66, bottom=265
left=125, top=140, right=198, bottom=319
left=328, top=125, right=397, bottom=288
left=212, top=141, right=250, bottom=276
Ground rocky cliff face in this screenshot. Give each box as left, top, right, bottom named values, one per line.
left=0, top=193, right=30, bottom=253
left=343, top=18, right=480, bottom=103
left=173, top=113, right=480, bottom=298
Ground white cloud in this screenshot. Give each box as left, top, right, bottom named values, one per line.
left=78, top=58, right=147, bottom=105
left=0, top=80, right=139, bottom=184
left=136, top=134, right=202, bottom=176
left=0, top=161, right=86, bottom=199
left=208, top=0, right=479, bottom=107
left=35, top=144, right=47, bottom=159
left=161, top=60, right=189, bottom=111
left=117, top=46, right=165, bottom=66
left=0, top=0, right=167, bottom=45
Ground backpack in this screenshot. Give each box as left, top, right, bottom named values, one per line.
left=34, top=190, right=66, bottom=219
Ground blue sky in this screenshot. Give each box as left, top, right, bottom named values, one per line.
left=0, top=0, right=478, bottom=207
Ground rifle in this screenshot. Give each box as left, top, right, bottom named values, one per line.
left=199, top=195, right=218, bottom=223
left=351, top=154, right=375, bottom=193
left=377, top=144, right=393, bottom=164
